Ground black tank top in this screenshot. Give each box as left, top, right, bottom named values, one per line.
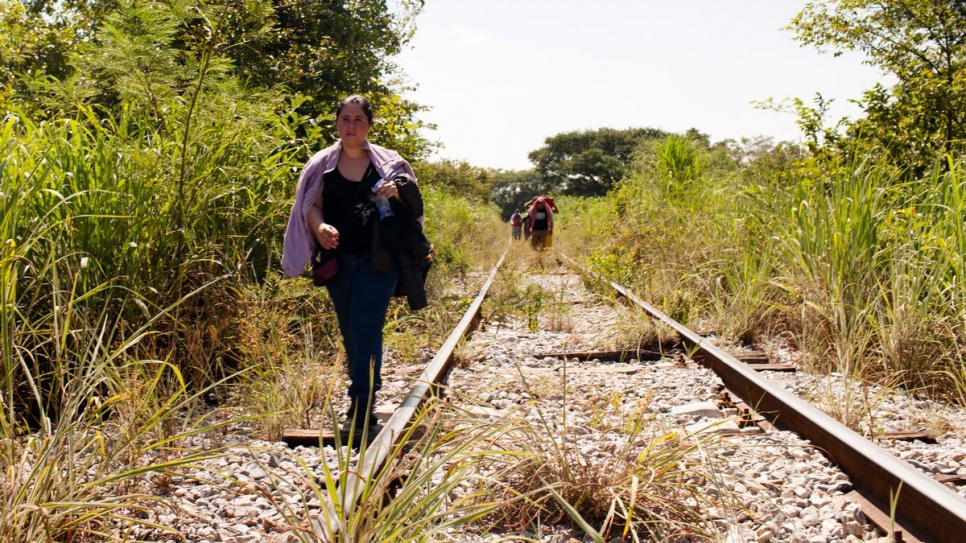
left=532, top=210, right=548, bottom=231
left=322, top=162, right=381, bottom=254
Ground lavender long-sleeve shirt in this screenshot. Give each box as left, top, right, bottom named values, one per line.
left=281, top=140, right=418, bottom=277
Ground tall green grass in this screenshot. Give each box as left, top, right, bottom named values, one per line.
left=780, top=155, right=966, bottom=395
left=1, top=126, right=241, bottom=539
left=780, top=156, right=893, bottom=376
left=560, top=134, right=966, bottom=401
left=2, top=92, right=306, bottom=384
left=0, top=85, right=305, bottom=536
left=559, top=135, right=737, bottom=328
left=421, top=185, right=506, bottom=276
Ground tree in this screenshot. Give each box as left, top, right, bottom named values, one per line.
left=221, top=0, right=425, bottom=127
left=790, top=0, right=966, bottom=173
left=489, top=169, right=554, bottom=219
left=0, top=1, right=79, bottom=109
left=731, top=136, right=808, bottom=188
left=414, top=159, right=492, bottom=201
left=2, top=0, right=429, bottom=155
left=528, top=127, right=667, bottom=197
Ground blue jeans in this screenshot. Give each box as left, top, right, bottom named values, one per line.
left=325, top=250, right=399, bottom=407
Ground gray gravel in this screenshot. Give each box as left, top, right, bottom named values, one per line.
left=110, top=268, right=966, bottom=542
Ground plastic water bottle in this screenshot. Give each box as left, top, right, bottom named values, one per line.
left=372, top=179, right=394, bottom=219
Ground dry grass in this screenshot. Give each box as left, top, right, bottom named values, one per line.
left=802, top=371, right=904, bottom=438
left=459, top=370, right=719, bottom=542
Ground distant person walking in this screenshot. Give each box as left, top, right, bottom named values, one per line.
left=526, top=196, right=557, bottom=250
left=510, top=209, right=523, bottom=240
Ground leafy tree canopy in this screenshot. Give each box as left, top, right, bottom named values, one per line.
left=528, top=127, right=668, bottom=197
left=490, top=168, right=555, bottom=219
left=790, top=0, right=966, bottom=174
left=0, top=1, right=77, bottom=106
left=414, top=159, right=493, bottom=202
left=2, top=0, right=429, bottom=158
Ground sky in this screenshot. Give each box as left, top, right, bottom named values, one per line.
left=394, top=0, right=888, bottom=171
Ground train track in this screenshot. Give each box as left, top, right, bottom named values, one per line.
left=306, top=251, right=506, bottom=541
left=284, top=252, right=966, bottom=542
left=560, top=254, right=966, bottom=543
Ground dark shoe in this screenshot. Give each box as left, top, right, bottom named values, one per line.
left=340, top=415, right=382, bottom=434
left=341, top=402, right=383, bottom=436
left=340, top=418, right=383, bottom=438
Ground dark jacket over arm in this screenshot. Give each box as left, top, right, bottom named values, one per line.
left=377, top=174, right=432, bottom=310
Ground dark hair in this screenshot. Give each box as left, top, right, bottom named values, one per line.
left=336, top=95, right=374, bottom=125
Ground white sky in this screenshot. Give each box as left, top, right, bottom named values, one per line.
left=394, top=0, right=888, bottom=171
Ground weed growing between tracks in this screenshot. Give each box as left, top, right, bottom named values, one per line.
left=482, top=243, right=577, bottom=335
left=610, top=305, right=682, bottom=357
left=457, top=364, right=721, bottom=541
left=254, top=399, right=507, bottom=543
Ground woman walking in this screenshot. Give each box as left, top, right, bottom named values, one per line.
left=282, top=95, right=425, bottom=436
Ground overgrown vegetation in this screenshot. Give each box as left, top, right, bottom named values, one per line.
left=561, top=139, right=966, bottom=401
left=472, top=374, right=718, bottom=541
left=4, top=0, right=966, bottom=540
left=551, top=1, right=966, bottom=406
left=0, top=0, right=508, bottom=539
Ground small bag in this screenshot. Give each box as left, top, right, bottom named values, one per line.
left=312, top=249, right=339, bottom=286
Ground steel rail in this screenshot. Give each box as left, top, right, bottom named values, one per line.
left=562, top=254, right=966, bottom=543
left=314, top=250, right=507, bottom=540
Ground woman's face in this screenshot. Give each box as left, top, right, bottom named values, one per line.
left=337, top=103, right=372, bottom=147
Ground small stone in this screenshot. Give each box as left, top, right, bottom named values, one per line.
left=670, top=400, right=726, bottom=419
left=782, top=505, right=803, bottom=518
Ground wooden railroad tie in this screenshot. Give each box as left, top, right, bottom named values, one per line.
left=875, top=430, right=938, bottom=444
left=718, top=388, right=778, bottom=432
left=730, top=350, right=798, bottom=372
left=280, top=429, right=346, bottom=448
left=531, top=348, right=797, bottom=372
left=533, top=349, right=663, bottom=361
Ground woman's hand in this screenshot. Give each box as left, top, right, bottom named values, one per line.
left=375, top=178, right=399, bottom=200
left=316, top=223, right=340, bottom=250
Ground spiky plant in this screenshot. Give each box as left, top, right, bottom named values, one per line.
left=469, top=367, right=717, bottom=541
left=260, top=399, right=507, bottom=543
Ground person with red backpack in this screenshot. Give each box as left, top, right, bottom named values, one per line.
left=510, top=209, right=523, bottom=240
left=525, top=196, right=558, bottom=250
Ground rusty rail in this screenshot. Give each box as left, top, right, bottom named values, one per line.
left=562, top=254, right=966, bottom=543
left=313, top=250, right=507, bottom=540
